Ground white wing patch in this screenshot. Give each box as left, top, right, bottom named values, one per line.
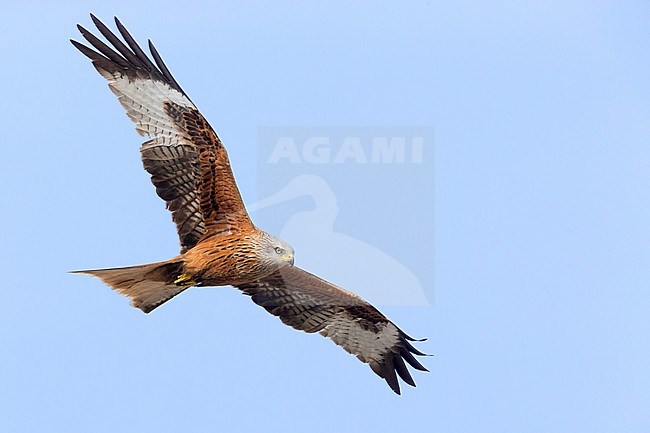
left=236, top=266, right=428, bottom=394
left=99, top=69, right=192, bottom=140
left=321, top=318, right=400, bottom=364
left=72, top=17, right=213, bottom=252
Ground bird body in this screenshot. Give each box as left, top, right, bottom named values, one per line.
left=183, top=228, right=295, bottom=286
left=71, top=14, right=428, bottom=394
left=78, top=227, right=294, bottom=310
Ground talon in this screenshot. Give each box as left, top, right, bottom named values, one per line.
left=174, top=273, right=196, bottom=287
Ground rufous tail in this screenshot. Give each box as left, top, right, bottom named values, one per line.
left=72, top=259, right=191, bottom=313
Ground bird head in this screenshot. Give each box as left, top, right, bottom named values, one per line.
left=259, top=232, right=295, bottom=268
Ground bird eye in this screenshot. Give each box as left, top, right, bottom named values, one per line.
left=275, top=247, right=284, bottom=254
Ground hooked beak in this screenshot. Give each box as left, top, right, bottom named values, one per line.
left=284, top=253, right=295, bottom=266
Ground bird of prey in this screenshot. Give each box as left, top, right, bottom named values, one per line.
left=71, top=15, right=428, bottom=394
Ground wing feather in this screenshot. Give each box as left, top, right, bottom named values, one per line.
left=90, top=14, right=150, bottom=71
left=236, top=266, right=429, bottom=395
left=148, top=39, right=185, bottom=93
left=76, top=24, right=130, bottom=68
left=72, top=15, right=252, bottom=253
left=113, top=17, right=161, bottom=76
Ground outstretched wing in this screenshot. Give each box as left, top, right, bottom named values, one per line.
left=235, top=266, right=429, bottom=394
left=71, top=15, right=252, bottom=253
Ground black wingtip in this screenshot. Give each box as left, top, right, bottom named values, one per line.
left=393, top=353, right=417, bottom=388
left=147, top=38, right=187, bottom=95
left=383, top=362, right=401, bottom=395
left=404, top=339, right=429, bottom=357
left=113, top=16, right=129, bottom=38
left=89, top=13, right=110, bottom=31
left=76, top=24, right=93, bottom=41
left=405, top=355, right=429, bottom=372
left=398, top=327, right=428, bottom=342
left=74, top=13, right=190, bottom=101
left=113, top=16, right=161, bottom=75
left=89, top=14, right=109, bottom=35
left=366, top=325, right=430, bottom=393
left=70, top=38, right=98, bottom=59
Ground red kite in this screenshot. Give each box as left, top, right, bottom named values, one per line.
left=71, top=15, right=428, bottom=394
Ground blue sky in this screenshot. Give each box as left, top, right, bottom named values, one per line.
left=1, top=1, right=649, bottom=432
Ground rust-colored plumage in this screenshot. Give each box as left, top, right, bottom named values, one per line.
left=71, top=15, right=428, bottom=394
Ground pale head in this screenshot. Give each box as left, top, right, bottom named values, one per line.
left=257, top=231, right=295, bottom=268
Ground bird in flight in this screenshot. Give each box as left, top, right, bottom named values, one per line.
left=71, top=14, right=428, bottom=394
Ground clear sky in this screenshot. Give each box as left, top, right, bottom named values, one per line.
left=1, top=1, right=649, bottom=432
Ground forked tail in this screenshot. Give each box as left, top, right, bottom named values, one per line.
left=72, top=259, right=189, bottom=313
